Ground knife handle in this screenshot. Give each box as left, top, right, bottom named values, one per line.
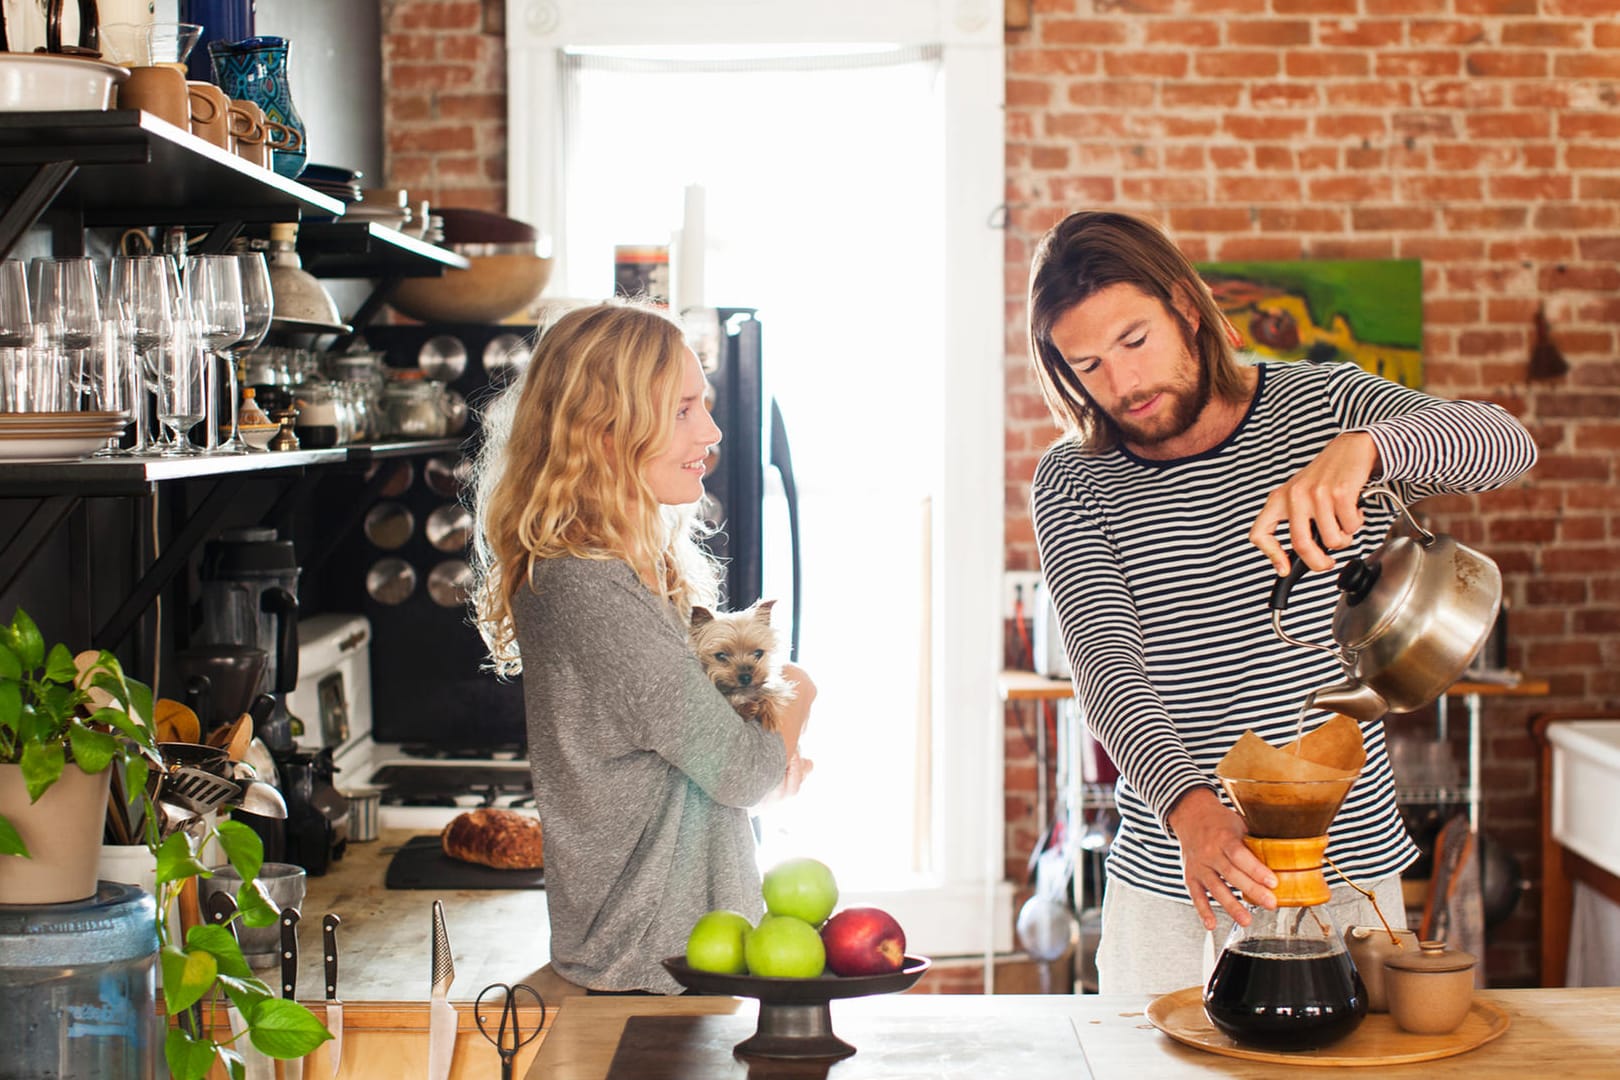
left=280, top=907, right=301, bottom=1000
left=322, top=913, right=340, bottom=999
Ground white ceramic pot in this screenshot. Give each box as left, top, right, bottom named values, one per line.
left=0, top=762, right=112, bottom=904
left=0, top=53, right=129, bottom=112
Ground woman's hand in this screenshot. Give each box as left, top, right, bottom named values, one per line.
left=777, top=663, right=817, bottom=755
left=1248, top=432, right=1380, bottom=575
left=1168, top=787, right=1278, bottom=930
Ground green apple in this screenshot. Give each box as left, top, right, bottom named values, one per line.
left=744, top=914, right=827, bottom=978
left=685, top=909, right=754, bottom=974
left=761, top=857, right=839, bottom=927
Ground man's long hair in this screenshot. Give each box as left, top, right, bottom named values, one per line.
left=1027, top=210, right=1250, bottom=452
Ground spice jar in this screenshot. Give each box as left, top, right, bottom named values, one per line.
left=1384, top=940, right=1476, bottom=1034
left=380, top=370, right=448, bottom=438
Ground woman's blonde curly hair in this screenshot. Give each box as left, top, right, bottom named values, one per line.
left=469, top=300, right=718, bottom=677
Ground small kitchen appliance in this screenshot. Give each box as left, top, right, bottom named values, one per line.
left=199, top=525, right=302, bottom=751
left=286, top=613, right=373, bottom=751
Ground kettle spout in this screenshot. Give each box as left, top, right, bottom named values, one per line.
left=1306, top=680, right=1390, bottom=724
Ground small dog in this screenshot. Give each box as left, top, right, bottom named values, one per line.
left=691, top=599, right=796, bottom=732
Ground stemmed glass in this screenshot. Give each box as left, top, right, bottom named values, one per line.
left=106, top=255, right=176, bottom=454
left=153, top=318, right=206, bottom=455
left=182, top=254, right=245, bottom=453
left=0, top=259, right=31, bottom=411
left=85, top=319, right=134, bottom=456
left=217, top=251, right=273, bottom=453
left=29, top=256, right=102, bottom=412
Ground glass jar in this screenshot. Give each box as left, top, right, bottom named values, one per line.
left=292, top=379, right=342, bottom=448
left=380, top=371, right=448, bottom=438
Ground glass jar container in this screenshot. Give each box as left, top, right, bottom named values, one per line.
left=380, top=370, right=448, bottom=438
left=292, top=379, right=342, bottom=448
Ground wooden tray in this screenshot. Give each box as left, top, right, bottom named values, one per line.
left=1146, top=986, right=1510, bottom=1067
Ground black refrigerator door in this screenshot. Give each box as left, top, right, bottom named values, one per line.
left=701, top=309, right=802, bottom=659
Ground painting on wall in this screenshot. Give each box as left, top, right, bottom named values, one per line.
left=1195, top=259, right=1424, bottom=388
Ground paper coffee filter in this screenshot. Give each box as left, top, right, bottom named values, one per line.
left=1215, top=715, right=1365, bottom=782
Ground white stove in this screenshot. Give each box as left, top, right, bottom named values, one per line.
left=289, top=613, right=533, bottom=833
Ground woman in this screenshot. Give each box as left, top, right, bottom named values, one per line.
left=470, top=301, right=814, bottom=994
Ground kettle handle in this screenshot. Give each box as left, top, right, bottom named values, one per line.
left=1266, top=483, right=1432, bottom=615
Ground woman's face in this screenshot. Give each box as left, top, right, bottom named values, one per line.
left=643, top=347, right=721, bottom=506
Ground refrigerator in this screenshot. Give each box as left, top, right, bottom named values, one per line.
left=696, top=307, right=803, bottom=659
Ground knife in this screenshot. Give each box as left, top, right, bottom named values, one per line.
left=281, top=907, right=303, bottom=1080
left=323, top=914, right=343, bottom=1078
left=205, top=892, right=273, bottom=1080
left=427, top=900, right=456, bottom=1080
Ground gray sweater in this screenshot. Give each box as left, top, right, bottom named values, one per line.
left=513, top=556, right=786, bottom=993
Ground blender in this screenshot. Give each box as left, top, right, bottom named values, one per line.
left=1202, top=721, right=1370, bottom=1052
left=198, top=526, right=302, bottom=752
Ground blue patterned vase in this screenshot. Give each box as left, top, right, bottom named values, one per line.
left=209, top=35, right=307, bottom=180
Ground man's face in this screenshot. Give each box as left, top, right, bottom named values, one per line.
left=1049, top=282, right=1212, bottom=458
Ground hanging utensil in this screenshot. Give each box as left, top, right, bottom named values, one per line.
left=473, top=983, right=545, bottom=1080
left=1269, top=483, right=1502, bottom=722
left=428, top=900, right=456, bottom=1080
left=323, top=914, right=344, bottom=1078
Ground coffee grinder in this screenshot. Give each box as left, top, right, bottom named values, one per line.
left=199, top=526, right=302, bottom=751
left=1202, top=771, right=1368, bottom=1051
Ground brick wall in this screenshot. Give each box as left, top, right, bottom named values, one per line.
left=379, top=0, right=508, bottom=212
left=1002, top=1, right=1620, bottom=987
left=379, top=0, right=1620, bottom=988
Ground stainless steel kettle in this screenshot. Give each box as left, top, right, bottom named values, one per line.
left=1269, top=484, right=1502, bottom=723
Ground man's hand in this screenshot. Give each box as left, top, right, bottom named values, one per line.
left=1248, top=432, right=1380, bottom=575
left=1168, top=787, right=1278, bottom=930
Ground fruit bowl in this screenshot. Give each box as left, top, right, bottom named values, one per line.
left=661, top=954, right=930, bottom=1061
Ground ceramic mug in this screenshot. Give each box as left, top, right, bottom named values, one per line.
left=119, top=65, right=190, bottom=127
left=263, top=119, right=303, bottom=154
left=187, top=80, right=230, bottom=148
left=228, top=99, right=268, bottom=167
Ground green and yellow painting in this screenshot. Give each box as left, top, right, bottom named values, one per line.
left=1195, top=260, right=1423, bottom=388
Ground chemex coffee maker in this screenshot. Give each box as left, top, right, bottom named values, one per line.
left=1203, top=718, right=1369, bottom=1051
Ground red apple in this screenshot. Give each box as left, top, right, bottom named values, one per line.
left=820, top=906, right=906, bottom=976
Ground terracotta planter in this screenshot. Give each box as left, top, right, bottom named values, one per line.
left=0, top=762, right=112, bottom=905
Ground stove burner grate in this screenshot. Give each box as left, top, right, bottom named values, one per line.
left=370, top=763, right=533, bottom=806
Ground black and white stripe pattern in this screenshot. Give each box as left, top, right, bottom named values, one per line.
left=1032, top=359, right=1537, bottom=904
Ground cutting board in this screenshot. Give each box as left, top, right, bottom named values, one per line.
left=383, top=834, right=545, bottom=890
left=604, top=1011, right=1092, bottom=1079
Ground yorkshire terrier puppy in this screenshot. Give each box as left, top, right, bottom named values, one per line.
left=691, top=599, right=796, bottom=732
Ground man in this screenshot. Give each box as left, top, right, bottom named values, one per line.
left=1027, top=210, right=1537, bottom=994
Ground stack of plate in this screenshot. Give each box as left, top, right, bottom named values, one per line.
left=298, top=164, right=365, bottom=218
left=0, top=411, right=128, bottom=461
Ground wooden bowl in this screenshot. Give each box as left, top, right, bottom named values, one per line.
left=387, top=247, right=552, bottom=324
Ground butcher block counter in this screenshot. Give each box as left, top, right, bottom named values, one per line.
left=523, top=988, right=1620, bottom=1080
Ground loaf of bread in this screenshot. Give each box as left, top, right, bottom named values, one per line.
left=440, top=809, right=544, bottom=870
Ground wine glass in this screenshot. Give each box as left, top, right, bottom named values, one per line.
left=154, top=318, right=206, bottom=455
left=85, top=319, right=133, bottom=456
left=29, top=256, right=102, bottom=411
left=0, top=259, right=32, bottom=411
left=183, top=254, right=245, bottom=453
left=106, top=255, right=176, bottom=453
left=217, top=251, right=273, bottom=453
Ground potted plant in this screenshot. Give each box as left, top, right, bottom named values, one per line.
left=0, top=607, right=329, bottom=1079
left=0, top=607, right=162, bottom=902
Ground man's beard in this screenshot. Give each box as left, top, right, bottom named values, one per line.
left=1104, top=351, right=1212, bottom=449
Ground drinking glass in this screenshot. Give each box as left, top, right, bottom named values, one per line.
left=29, top=256, right=102, bottom=411
left=182, top=254, right=244, bottom=453
left=86, top=320, right=134, bottom=456
left=217, top=251, right=272, bottom=453
left=154, top=319, right=206, bottom=455
left=0, top=259, right=31, bottom=411
left=107, top=254, right=178, bottom=453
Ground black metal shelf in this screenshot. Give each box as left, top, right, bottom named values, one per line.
left=296, top=221, right=469, bottom=279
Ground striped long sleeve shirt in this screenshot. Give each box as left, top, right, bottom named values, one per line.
left=1031, top=359, right=1537, bottom=903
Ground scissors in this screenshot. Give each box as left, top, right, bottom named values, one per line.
left=473, top=982, right=546, bottom=1080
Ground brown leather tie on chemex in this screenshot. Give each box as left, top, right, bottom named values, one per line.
left=1215, top=715, right=1366, bottom=906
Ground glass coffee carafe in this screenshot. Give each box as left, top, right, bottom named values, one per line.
left=1203, top=775, right=1368, bottom=1051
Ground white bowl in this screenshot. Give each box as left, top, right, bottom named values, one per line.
left=0, top=54, right=129, bottom=112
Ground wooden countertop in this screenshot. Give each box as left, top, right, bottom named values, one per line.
left=291, top=827, right=552, bottom=1002
left=523, top=988, right=1620, bottom=1079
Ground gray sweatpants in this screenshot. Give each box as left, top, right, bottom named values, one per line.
left=1096, top=873, right=1407, bottom=996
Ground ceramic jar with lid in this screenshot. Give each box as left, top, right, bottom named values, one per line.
left=1384, top=940, right=1477, bottom=1034
left=1343, top=925, right=1420, bottom=1012
left=380, top=371, right=448, bottom=438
